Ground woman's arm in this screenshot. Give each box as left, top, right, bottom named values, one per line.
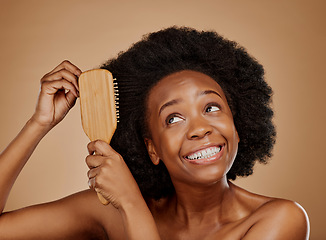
left=119, top=197, right=161, bottom=240
left=0, top=61, right=108, bottom=239
left=0, top=190, right=109, bottom=240
left=86, top=140, right=161, bottom=240
left=0, top=118, right=49, bottom=213
left=0, top=60, right=80, bottom=213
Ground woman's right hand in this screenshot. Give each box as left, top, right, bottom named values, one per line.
left=31, top=60, right=81, bottom=130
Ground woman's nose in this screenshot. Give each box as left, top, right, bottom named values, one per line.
left=186, top=116, right=213, bottom=140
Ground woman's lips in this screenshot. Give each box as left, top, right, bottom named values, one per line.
left=183, top=145, right=225, bottom=165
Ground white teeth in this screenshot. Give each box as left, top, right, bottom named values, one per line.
left=186, top=146, right=221, bottom=160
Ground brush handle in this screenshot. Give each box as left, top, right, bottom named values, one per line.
left=97, top=192, right=109, bottom=205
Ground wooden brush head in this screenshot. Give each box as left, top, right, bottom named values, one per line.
left=79, top=69, right=117, bottom=143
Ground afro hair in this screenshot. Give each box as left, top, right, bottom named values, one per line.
left=101, top=26, right=276, bottom=199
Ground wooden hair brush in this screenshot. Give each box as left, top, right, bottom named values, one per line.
left=79, top=69, right=119, bottom=205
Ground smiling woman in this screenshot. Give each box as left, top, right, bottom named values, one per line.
left=0, top=26, right=309, bottom=239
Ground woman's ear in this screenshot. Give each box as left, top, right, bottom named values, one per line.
left=144, top=138, right=160, bottom=165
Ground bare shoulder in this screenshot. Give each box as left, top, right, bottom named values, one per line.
left=227, top=183, right=309, bottom=240
left=243, top=196, right=310, bottom=239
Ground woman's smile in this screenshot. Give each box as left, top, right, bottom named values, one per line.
left=183, top=144, right=225, bottom=165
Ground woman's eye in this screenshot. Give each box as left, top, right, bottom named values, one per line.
left=166, top=115, right=183, bottom=125
left=206, top=105, right=220, bottom=113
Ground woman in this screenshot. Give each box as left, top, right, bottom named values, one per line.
left=0, top=27, right=309, bottom=239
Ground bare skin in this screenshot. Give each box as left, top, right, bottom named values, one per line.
left=0, top=62, right=309, bottom=239
left=145, top=70, right=309, bottom=239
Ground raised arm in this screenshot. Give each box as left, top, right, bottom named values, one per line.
left=0, top=61, right=106, bottom=239
left=0, top=60, right=80, bottom=212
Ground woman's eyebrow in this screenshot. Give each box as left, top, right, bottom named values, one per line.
left=200, top=90, right=222, bottom=98
left=158, top=99, right=182, bottom=116
left=158, top=90, right=221, bottom=116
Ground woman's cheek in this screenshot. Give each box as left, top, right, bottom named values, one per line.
left=160, top=128, right=183, bottom=159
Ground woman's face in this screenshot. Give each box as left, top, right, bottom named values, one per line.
left=145, top=70, right=239, bottom=186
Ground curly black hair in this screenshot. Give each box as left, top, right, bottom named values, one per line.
left=101, top=26, right=276, bottom=200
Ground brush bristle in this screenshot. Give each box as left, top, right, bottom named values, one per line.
left=113, top=78, right=120, bottom=122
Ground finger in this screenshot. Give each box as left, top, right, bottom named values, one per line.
left=85, top=154, right=104, bottom=169
left=87, top=167, right=99, bottom=179
left=65, top=90, right=78, bottom=108
left=50, top=86, right=78, bottom=112
left=88, top=177, right=96, bottom=189
left=42, top=69, right=79, bottom=92
left=47, top=60, right=82, bottom=77
left=87, top=140, right=118, bottom=157
left=41, top=79, right=78, bottom=98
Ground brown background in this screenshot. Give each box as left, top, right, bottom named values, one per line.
left=0, top=0, right=325, bottom=239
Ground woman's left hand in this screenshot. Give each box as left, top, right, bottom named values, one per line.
left=86, top=140, right=142, bottom=209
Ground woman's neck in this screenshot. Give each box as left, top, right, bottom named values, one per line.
left=170, top=178, right=236, bottom=226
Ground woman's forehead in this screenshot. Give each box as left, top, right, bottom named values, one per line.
left=147, top=70, right=227, bottom=106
